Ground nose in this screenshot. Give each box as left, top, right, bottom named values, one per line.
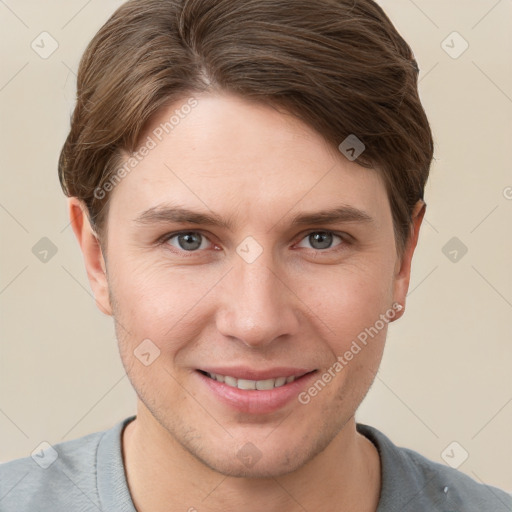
left=215, top=251, right=301, bottom=349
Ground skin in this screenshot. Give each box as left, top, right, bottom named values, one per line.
left=69, top=91, right=425, bottom=512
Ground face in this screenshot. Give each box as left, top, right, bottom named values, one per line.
left=78, top=91, right=420, bottom=478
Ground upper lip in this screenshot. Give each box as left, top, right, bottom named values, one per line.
left=198, top=366, right=316, bottom=381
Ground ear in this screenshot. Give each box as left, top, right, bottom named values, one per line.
left=391, top=199, right=426, bottom=321
left=68, top=197, right=112, bottom=316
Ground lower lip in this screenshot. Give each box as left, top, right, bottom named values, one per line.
left=196, top=370, right=318, bottom=414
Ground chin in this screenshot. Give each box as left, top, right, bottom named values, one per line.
left=186, top=426, right=334, bottom=480
left=198, top=450, right=306, bottom=479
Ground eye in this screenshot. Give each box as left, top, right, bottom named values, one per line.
left=296, top=231, right=346, bottom=251
left=159, top=229, right=349, bottom=255
left=164, top=231, right=213, bottom=252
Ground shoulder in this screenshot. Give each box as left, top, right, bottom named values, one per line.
left=0, top=427, right=107, bottom=511
left=397, top=444, right=512, bottom=511
left=357, top=423, right=512, bottom=512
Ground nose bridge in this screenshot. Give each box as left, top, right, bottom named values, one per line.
left=216, top=246, right=299, bottom=347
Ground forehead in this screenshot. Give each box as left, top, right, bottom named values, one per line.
left=108, top=92, right=390, bottom=227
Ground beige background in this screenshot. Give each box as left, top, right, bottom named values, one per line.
left=1, top=0, right=511, bottom=495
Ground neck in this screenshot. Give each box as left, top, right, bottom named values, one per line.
left=122, top=405, right=381, bottom=512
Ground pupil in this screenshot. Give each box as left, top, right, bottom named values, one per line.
left=179, top=232, right=201, bottom=251
left=310, top=232, right=332, bottom=250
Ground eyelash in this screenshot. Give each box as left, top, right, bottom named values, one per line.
left=158, top=230, right=352, bottom=256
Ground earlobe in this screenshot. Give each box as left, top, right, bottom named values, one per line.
left=391, top=199, right=427, bottom=321
left=68, top=198, right=113, bottom=316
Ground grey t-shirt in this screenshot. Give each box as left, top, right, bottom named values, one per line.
left=0, top=415, right=510, bottom=511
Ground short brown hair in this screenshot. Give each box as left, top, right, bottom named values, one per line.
left=58, top=0, right=434, bottom=258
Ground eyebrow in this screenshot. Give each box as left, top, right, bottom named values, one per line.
left=133, top=204, right=374, bottom=231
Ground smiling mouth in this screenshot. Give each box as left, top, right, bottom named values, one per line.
left=197, top=369, right=316, bottom=391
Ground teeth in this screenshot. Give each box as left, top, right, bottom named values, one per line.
left=237, top=378, right=256, bottom=390
left=224, top=375, right=237, bottom=387
left=206, top=372, right=297, bottom=390
left=274, top=376, right=287, bottom=387
left=256, top=379, right=275, bottom=390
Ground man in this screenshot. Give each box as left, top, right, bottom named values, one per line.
left=1, top=0, right=510, bottom=510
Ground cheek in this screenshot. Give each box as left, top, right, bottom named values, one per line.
left=108, top=256, right=224, bottom=348
left=297, top=258, right=395, bottom=346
